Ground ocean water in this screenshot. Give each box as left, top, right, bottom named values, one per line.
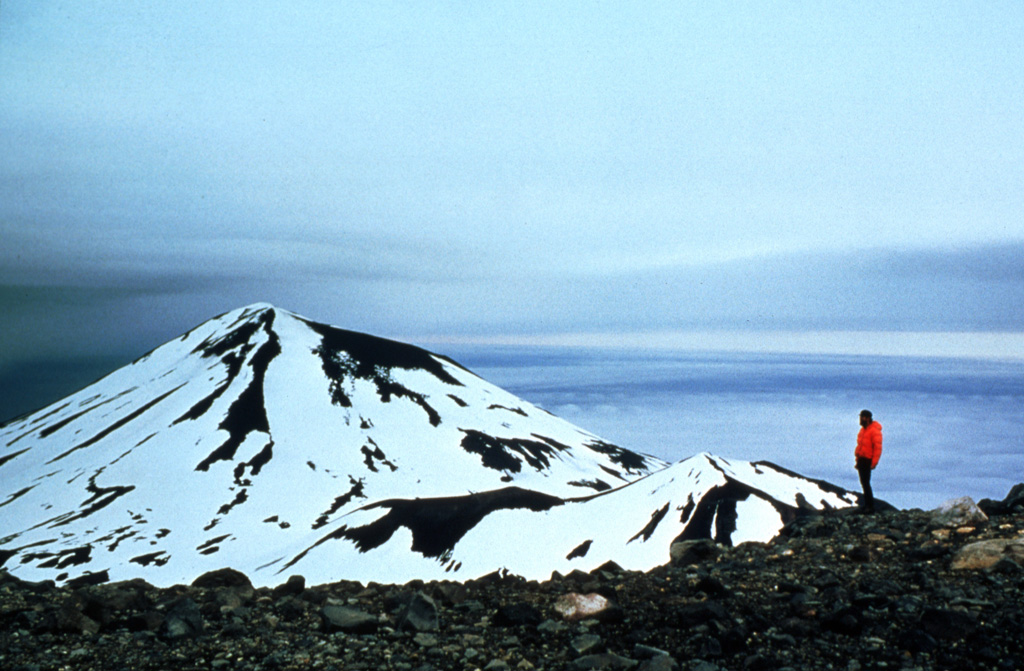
left=443, top=346, right=1024, bottom=511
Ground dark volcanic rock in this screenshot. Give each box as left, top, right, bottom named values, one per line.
left=159, top=598, right=202, bottom=639
left=320, top=604, right=378, bottom=634
left=979, top=482, right=1024, bottom=515
left=493, top=601, right=544, bottom=627
left=271, top=574, right=305, bottom=599
left=918, top=606, right=978, bottom=639
left=2, top=496, right=1024, bottom=671
left=390, top=590, right=439, bottom=631
left=571, top=652, right=639, bottom=669
left=55, top=595, right=100, bottom=635
left=636, top=655, right=678, bottom=671
left=191, top=567, right=253, bottom=591
left=668, top=539, right=721, bottom=566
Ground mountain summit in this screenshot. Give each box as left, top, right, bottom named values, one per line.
left=0, top=304, right=858, bottom=586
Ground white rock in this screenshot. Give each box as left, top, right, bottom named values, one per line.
left=931, top=496, right=989, bottom=528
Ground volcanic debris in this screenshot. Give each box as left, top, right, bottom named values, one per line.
left=2, top=486, right=1023, bottom=671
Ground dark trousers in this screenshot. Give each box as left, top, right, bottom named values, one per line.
left=856, top=457, right=874, bottom=511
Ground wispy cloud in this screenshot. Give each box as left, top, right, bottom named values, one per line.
left=2, top=3, right=1023, bottom=420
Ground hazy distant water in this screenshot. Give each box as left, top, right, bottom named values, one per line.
left=444, top=346, right=1024, bottom=511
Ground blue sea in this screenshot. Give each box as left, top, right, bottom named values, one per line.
left=443, top=346, right=1024, bottom=511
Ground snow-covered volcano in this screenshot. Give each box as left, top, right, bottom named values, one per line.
left=0, top=304, right=858, bottom=586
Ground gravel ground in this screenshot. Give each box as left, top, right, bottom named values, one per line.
left=2, top=494, right=1023, bottom=671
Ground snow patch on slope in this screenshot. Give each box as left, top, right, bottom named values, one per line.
left=0, top=304, right=857, bottom=586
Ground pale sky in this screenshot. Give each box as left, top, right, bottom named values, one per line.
left=2, top=2, right=1023, bottom=420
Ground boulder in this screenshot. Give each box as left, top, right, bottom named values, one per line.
left=930, top=497, right=988, bottom=528
left=392, top=591, right=439, bottom=632
left=554, top=592, right=614, bottom=622
left=669, top=539, right=722, bottom=566
left=55, top=596, right=101, bottom=635
left=321, top=605, right=379, bottom=634
left=433, top=581, right=469, bottom=605
left=950, top=539, right=1024, bottom=570
left=80, top=582, right=151, bottom=626
left=192, top=567, right=255, bottom=606
left=191, top=567, right=254, bottom=590
left=978, top=483, right=1024, bottom=516
left=159, top=598, right=203, bottom=639
left=271, top=574, right=306, bottom=599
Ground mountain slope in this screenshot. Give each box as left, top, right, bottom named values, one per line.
left=0, top=304, right=857, bottom=586
left=273, top=452, right=857, bottom=584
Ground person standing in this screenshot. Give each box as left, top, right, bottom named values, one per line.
left=855, top=410, right=883, bottom=512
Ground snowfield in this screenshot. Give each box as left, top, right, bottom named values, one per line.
left=0, top=304, right=858, bottom=586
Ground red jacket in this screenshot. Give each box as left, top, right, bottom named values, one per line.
left=855, top=421, right=883, bottom=468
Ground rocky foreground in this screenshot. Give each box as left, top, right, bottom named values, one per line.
left=2, top=487, right=1023, bottom=671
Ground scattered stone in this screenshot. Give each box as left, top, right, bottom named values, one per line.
left=191, top=567, right=254, bottom=591
left=673, top=600, right=729, bottom=628
left=271, top=574, right=305, bottom=599
left=742, top=653, right=771, bottom=670
left=950, top=538, right=1024, bottom=570
left=570, top=652, right=639, bottom=669
left=636, top=654, right=677, bottom=671
left=992, top=557, right=1023, bottom=574
left=392, top=591, right=439, bottom=631
left=320, top=605, right=378, bottom=634
left=847, top=545, right=872, bottom=562
left=274, top=595, right=306, bottom=620
left=554, top=593, right=614, bottom=622
left=918, top=607, right=977, bottom=639
left=930, top=496, right=989, bottom=528
left=978, top=483, right=1024, bottom=516
left=669, top=539, right=722, bottom=566
left=781, top=514, right=832, bottom=539
left=632, top=644, right=670, bottom=659
left=692, top=662, right=721, bottom=671
left=413, top=632, right=438, bottom=647
left=821, top=606, right=861, bottom=636
left=908, top=541, right=949, bottom=561
left=538, top=619, right=568, bottom=634
left=433, top=581, right=469, bottom=605
left=493, top=602, right=543, bottom=627
left=572, top=633, right=604, bottom=655
left=159, top=598, right=203, bottom=639
left=55, top=597, right=100, bottom=635
left=2, top=492, right=1024, bottom=671
left=694, top=574, right=730, bottom=597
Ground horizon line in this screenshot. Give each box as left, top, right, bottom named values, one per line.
left=408, top=330, right=1024, bottom=361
